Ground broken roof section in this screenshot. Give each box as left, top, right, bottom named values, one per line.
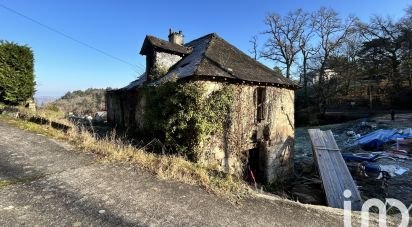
left=140, top=35, right=192, bottom=56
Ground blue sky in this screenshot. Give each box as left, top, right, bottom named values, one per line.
left=0, top=0, right=410, bottom=98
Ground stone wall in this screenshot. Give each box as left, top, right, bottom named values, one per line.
left=106, top=80, right=295, bottom=184
left=154, top=52, right=182, bottom=73
left=147, top=51, right=182, bottom=81
left=106, top=90, right=145, bottom=131
left=264, top=85, right=295, bottom=183
left=106, top=91, right=123, bottom=126
left=195, top=81, right=295, bottom=184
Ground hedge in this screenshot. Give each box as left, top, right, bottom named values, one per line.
left=0, top=41, right=36, bottom=104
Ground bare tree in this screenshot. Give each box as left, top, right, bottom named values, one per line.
left=311, top=7, right=357, bottom=114
left=340, top=32, right=363, bottom=94
left=400, top=5, right=412, bottom=87
left=400, top=5, right=412, bottom=30
left=298, top=12, right=316, bottom=102
left=261, top=9, right=307, bottom=79
left=249, top=35, right=259, bottom=60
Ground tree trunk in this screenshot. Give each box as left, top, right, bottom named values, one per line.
left=286, top=64, right=291, bottom=79
left=303, top=54, right=308, bottom=106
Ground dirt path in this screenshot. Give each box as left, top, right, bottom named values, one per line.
left=0, top=120, right=384, bottom=226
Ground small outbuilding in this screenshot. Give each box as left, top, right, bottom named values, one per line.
left=107, top=30, right=299, bottom=184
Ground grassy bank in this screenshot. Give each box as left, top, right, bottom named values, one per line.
left=0, top=110, right=247, bottom=198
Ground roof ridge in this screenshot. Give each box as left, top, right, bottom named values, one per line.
left=140, top=35, right=192, bottom=55
left=205, top=34, right=295, bottom=85
left=192, top=34, right=216, bottom=76
left=185, top=33, right=217, bottom=47
left=149, top=32, right=298, bottom=88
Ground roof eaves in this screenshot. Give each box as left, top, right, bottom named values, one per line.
left=140, top=35, right=192, bottom=56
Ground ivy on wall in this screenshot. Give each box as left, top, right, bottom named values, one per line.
left=149, top=65, right=169, bottom=81
left=143, top=77, right=234, bottom=162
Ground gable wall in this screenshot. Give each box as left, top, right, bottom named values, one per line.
left=154, top=52, right=182, bottom=73
left=196, top=81, right=295, bottom=184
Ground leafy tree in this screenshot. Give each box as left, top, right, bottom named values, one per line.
left=0, top=41, right=36, bottom=104
left=358, top=16, right=403, bottom=89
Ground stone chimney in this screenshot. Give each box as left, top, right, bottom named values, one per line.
left=168, top=29, right=184, bottom=45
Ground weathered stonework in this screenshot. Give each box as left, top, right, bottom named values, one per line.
left=106, top=89, right=145, bottom=131
left=195, top=81, right=294, bottom=183
left=25, top=98, right=36, bottom=111
left=107, top=31, right=297, bottom=185
left=107, top=80, right=294, bottom=184
left=155, top=52, right=182, bottom=71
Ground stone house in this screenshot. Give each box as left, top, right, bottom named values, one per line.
left=106, top=30, right=299, bottom=184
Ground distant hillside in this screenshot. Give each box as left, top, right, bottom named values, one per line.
left=48, top=88, right=109, bottom=115
left=35, top=96, right=58, bottom=107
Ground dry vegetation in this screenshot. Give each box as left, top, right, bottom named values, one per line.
left=0, top=109, right=399, bottom=226
left=48, top=88, right=106, bottom=115
left=0, top=176, right=42, bottom=188
left=0, top=108, right=248, bottom=198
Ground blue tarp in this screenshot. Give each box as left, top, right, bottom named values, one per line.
left=354, top=128, right=412, bottom=150
left=342, top=153, right=381, bottom=162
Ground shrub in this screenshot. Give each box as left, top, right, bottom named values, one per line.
left=143, top=78, right=233, bottom=162
left=0, top=41, right=36, bottom=104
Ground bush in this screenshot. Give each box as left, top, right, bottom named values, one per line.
left=143, top=78, right=233, bottom=162
left=0, top=41, right=36, bottom=104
